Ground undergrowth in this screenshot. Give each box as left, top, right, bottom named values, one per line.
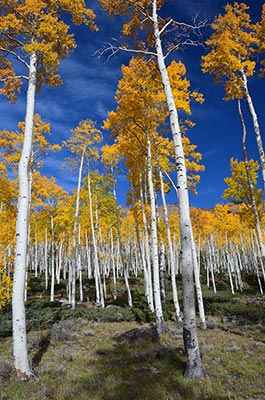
left=0, top=273, right=264, bottom=399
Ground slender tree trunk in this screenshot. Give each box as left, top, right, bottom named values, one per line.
left=112, top=172, right=132, bottom=308
left=85, top=230, right=92, bottom=279
left=159, top=242, right=166, bottom=304
left=139, top=174, right=154, bottom=312
left=50, top=216, right=55, bottom=302
left=238, top=99, right=265, bottom=281
left=110, top=228, right=117, bottom=300
left=34, top=229, right=38, bottom=278
left=241, top=70, right=265, bottom=192
left=163, top=168, right=205, bottom=326
left=146, top=129, right=165, bottom=333
left=152, top=0, right=203, bottom=378
left=191, top=230, right=206, bottom=329
left=45, top=227, right=48, bottom=290
left=78, top=224, right=83, bottom=302
left=88, top=169, right=104, bottom=307
left=12, top=52, right=37, bottom=381
left=159, top=169, right=182, bottom=321
left=71, top=145, right=86, bottom=310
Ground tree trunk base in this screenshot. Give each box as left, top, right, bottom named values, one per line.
left=184, top=364, right=204, bottom=380
left=156, top=317, right=167, bottom=335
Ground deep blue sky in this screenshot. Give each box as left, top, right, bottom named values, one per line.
left=1, top=0, right=265, bottom=209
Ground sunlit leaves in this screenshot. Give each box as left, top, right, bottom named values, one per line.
left=0, top=114, right=59, bottom=173
left=0, top=0, right=97, bottom=100
left=257, top=4, right=265, bottom=76
left=222, top=158, right=263, bottom=228
left=104, top=56, right=204, bottom=202
left=201, top=2, right=260, bottom=100
left=0, top=58, right=21, bottom=103
left=63, top=119, right=102, bottom=169
left=0, top=272, right=12, bottom=309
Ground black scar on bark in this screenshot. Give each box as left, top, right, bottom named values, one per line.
left=183, top=327, right=194, bottom=350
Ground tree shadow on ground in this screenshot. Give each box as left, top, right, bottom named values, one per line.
left=71, top=325, right=226, bottom=400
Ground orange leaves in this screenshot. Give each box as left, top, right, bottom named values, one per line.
left=0, top=12, right=22, bottom=32
left=58, top=0, right=97, bottom=28
left=0, top=58, right=22, bottom=103
left=0, top=0, right=97, bottom=99
left=0, top=272, right=12, bottom=309
left=257, top=3, right=265, bottom=75
left=222, top=158, right=263, bottom=228
left=64, top=119, right=102, bottom=165
left=31, top=170, right=69, bottom=211
left=201, top=2, right=260, bottom=100
left=190, top=204, right=249, bottom=248
left=167, top=60, right=204, bottom=114
left=101, top=143, right=121, bottom=171
left=0, top=114, right=60, bottom=174
left=18, top=0, right=47, bottom=16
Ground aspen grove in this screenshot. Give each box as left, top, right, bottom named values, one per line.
left=0, top=0, right=265, bottom=388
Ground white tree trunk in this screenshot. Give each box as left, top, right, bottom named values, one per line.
left=45, top=228, right=48, bottom=290
left=238, top=99, right=265, bottom=282
left=159, top=169, right=182, bottom=321
left=71, top=146, right=86, bottom=310
left=113, top=174, right=132, bottom=307
left=78, top=224, right=83, bottom=302
left=139, top=174, right=154, bottom=312
left=110, top=228, right=117, bottom=300
left=146, top=130, right=165, bottom=333
left=241, top=70, right=265, bottom=192
left=152, top=0, right=203, bottom=378
left=50, top=216, right=55, bottom=302
left=191, top=232, right=206, bottom=329
left=12, top=52, right=37, bottom=381
left=88, top=170, right=104, bottom=307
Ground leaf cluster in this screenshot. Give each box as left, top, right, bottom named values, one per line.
left=0, top=0, right=97, bottom=100
left=201, top=2, right=261, bottom=100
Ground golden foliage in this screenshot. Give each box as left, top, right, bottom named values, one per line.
left=104, top=56, right=204, bottom=202
left=0, top=272, right=12, bottom=309
left=0, top=0, right=97, bottom=101
left=201, top=2, right=260, bottom=100
left=64, top=119, right=102, bottom=163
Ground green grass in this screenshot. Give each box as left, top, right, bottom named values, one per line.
left=0, top=273, right=264, bottom=399
left=1, top=319, right=264, bottom=399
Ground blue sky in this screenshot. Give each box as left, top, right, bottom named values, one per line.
left=1, top=0, right=265, bottom=209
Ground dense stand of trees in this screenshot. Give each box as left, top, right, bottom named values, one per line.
left=0, top=0, right=265, bottom=383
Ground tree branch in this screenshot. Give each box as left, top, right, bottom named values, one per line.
left=0, top=47, right=30, bottom=69
left=159, top=18, right=173, bottom=36
left=96, top=40, right=156, bottom=62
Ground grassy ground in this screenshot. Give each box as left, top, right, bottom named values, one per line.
left=0, top=275, right=264, bottom=399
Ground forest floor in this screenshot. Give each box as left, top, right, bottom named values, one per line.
left=0, top=275, right=265, bottom=400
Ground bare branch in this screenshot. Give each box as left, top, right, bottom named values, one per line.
left=96, top=39, right=156, bottom=62
left=171, top=16, right=208, bottom=32
left=1, top=75, right=28, bottom=82
left=0, top=47, right=29, bottom=69
left=159, top=18, right=173, bottom=36
left=162, top=169, right=179, bottom=195
left=0, top=31, right=25, bottom=48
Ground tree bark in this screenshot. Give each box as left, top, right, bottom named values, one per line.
left=241, top=70, right=265, bottom=193
left=152, top=0, right=203, bottom=378
left=146, top=129, right=165, bottom=333
left=88, top=170, right=104, bottom=307
left=12, top=52, right=36, bottom=381
left=159, top=169, right=182, bottom=321
left=238, top=99, right=265, bottom=286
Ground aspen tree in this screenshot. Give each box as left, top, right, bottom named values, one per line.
left=99, top=0, right=205, bottom=377
left=0, top=0, right=97, bottom=381
left=201, top=2, right=265, bottom=192
left=63, top=120, right=102, bottom=309
left=101, top=145, right=133, bottom=308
